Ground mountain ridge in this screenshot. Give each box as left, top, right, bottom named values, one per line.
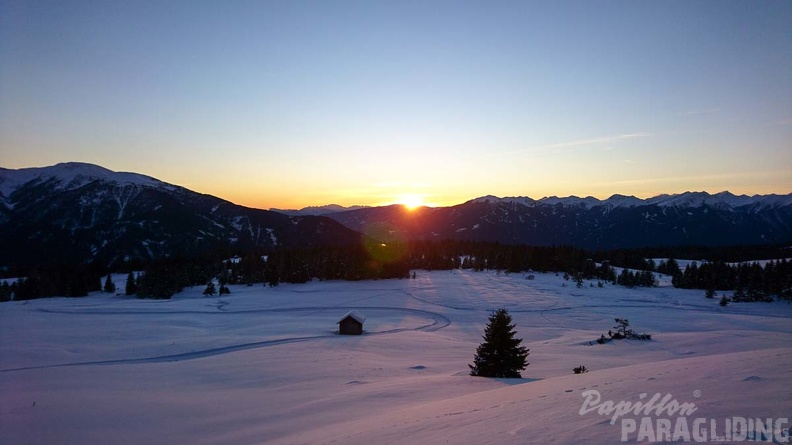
left=0, top=162, right=365, bottom=268
left=1, top=163, right=790, bottom=262
left=468, top=191, right=792, bottom=210
left=278, top=191, right=791, bottom=215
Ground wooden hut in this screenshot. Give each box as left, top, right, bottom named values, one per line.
left=338, top=310, right=366, bottom=335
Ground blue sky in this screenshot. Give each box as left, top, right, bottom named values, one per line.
left=1, top=0, right=790, bottom=208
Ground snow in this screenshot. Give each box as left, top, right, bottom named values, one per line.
left=603, top=193, right=645, bottom=208
left=0, top=162, right=168, bottom=199
left=538, top=195, right=601, bottom=208
left=470, top=195, right=504, bottom=204
left=467, top=191, right=792, bottom=210
left=339, top=310, right=367, bottom=324
left=270, top=204, right=371, bottom=216
left=1, top=270, right=790, bottom=444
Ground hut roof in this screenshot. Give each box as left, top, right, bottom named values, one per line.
left=338, top=310, right=366, bottom=324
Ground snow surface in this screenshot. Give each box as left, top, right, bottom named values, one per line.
left=1, top=270, right=790, bottom=444
left=0, top=162, right=167, bottom=198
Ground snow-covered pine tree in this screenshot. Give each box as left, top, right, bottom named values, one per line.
left=469, top=308, right=530, bottom=378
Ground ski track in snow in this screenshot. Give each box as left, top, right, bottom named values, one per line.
left=405, top=289, right=790, bottom=319
left=1, top=306, right=450, bottom=373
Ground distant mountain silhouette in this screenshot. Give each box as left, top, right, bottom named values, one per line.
left=0, top=163, right=364, bottom=268
left=324, top=193, right=792, bottom=249
left=2, top=163, right=790, bottom=269
left=270, top=204, right=371, bottom=216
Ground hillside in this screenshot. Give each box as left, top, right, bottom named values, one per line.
left=0, top=163, right=364, bottom=268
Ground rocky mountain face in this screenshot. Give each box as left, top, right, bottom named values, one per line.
left=0, top=163, right=364, bottom=268
left=325, top=193, right=792, bottom=249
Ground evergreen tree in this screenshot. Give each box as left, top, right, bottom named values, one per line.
left=0, top=281, right=11, bottom=302
left=665, top=258, right=681, bottom=277
left=103, top=274, right=116, bottom=293
left=469, top=308, right=530, bottom=378
left=125, top=272, right=137, bottom=296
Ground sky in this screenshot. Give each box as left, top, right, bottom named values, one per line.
left=1, top=0, right=790, bottom=209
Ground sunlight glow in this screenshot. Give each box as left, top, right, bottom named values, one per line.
left=398, top=194, right=424, bottom=210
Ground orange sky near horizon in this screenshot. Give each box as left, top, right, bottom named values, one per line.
left=2, top=2, right=790, bottom=211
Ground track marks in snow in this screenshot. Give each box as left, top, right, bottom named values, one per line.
left=2, top=306, right=450, bottom=373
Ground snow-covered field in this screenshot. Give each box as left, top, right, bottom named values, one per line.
left=1, top=270, right=790, bottom=444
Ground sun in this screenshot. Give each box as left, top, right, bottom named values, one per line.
left=398, top=194, right=424, bottom=210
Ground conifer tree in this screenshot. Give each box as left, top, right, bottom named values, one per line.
left=469, top=308, right=530, bottom=378
left=125, top=272, right=137, bottom=295
left=103, top=274, right=116, bottom=293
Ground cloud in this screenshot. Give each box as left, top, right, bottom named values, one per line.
left=677, top=108, right=720, bottom=116
left=600, top=170, right=789, bottom=188
left=500, top=133, right=652, bottom=156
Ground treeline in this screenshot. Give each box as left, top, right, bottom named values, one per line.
left=2, top=240, right=790, bottom=302
left=110, top=242, right=413, bottom=300
left=0, top=263, right=103, bottom=301
left=672, top=259, right=792, bottom=302
left=601, top=244, right=790, bottom=265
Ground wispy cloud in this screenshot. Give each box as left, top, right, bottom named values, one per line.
left=677, top=108, right=720, bottom=116
left=600, top=170, right=789, bottom=188
left=501, top=133, right=652, bottom=156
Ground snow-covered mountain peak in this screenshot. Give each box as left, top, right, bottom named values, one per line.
left=470, top=195, right=503, bottom=204
left=0, top=162, right=165, bottom=198
left=271, top=204, right=371, bottom=216
left=601, top=194, right=644, bottom=208
left=538, top=195, right=601, bottom=208
left=644, top=191, right=792, bottom=209
left=501, top=196, right=538, bottom=207
left=463, top=191, right=791, bottom=211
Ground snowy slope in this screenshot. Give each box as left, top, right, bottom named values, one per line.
left=0, top=162, right=167, bottom=199
left=1, top=270, right=790, bottom=444
left=287, top=348, right=791, bottom=444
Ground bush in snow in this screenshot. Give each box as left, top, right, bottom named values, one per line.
left=596, top=318, right=651, bottom=344
left=573, top=365, right=589, bottom=374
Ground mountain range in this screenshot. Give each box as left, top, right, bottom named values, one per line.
left=321, top=192, right=792, bottom=249
left=1, top=162, right=790, bottom=268
left=0, top=163, right=363, bottom=268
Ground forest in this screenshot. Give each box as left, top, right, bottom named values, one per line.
left=2, top=241, right=790, bottom=302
